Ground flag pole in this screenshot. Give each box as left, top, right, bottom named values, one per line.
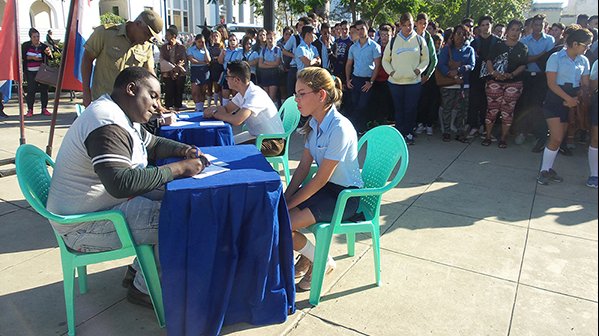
left=14, top=0, right=26, bottom=145
left=46, top=0, right=78, bottom=156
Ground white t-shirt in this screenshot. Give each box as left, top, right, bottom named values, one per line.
left=232, top=82, right=284, bottom=137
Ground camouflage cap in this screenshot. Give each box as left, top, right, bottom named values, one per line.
left=136, top=9, right=164, bottom=38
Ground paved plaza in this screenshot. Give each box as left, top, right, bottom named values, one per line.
left=0, top=97, right=597, bottom=335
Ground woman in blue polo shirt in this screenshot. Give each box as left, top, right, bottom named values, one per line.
left=537, top=28, right=593, bottom=185
left=187, top=34, right=211, bottom=111
left=258, top=30, right=282, bottom=104
left=285, top=67, right=363, bottom=291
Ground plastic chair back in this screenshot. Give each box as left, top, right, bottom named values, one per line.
left=279, top=96, right=301, bottom=136
left=75, top=104, right=84, bottom=117
left=357, top=125, right=409, bottom=218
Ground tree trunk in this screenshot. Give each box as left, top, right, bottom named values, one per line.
left=350, top=0, right=356, bottom=22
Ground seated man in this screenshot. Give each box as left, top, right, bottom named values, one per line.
left=203, top=60, right=285, bottom=156
left=46, top=67, right=208, bottom=308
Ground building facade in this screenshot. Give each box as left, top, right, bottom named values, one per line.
left=0, top=0, right=261, bottom=45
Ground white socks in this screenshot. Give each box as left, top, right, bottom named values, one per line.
left=297, top=240, right=335, bottom=268
left=195, top=102, right=204, bottom=112
left=222, top=98, right=230, bottom=107
left=298, top=240, right=315, bottom=262
left=589, top=146, right=598, bottom=177
left=213, top=94, right=220, bottom=106
left=541, top=147, right=558, bottom=172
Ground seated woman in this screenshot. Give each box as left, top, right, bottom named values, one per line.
left=284, top=67, right=364, bottom=291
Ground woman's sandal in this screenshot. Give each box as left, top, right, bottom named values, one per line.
left=481, top=138, right=492, bottom=146
left=498, top=140, right=508, bottom=149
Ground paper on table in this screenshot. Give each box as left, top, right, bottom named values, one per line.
left=192, top=164, right=229, bottom=179
left=169, top=120, right=196, bottom=127
left=202, top=154, right=228, bottom=166
left=199, top=121, right=226, bottom=127
left=177, top=114, right=190, bottom=119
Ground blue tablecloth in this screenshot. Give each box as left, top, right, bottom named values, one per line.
left=159, top=112, right=234, bottom=147
left=159, top=145, right=296, bottom=336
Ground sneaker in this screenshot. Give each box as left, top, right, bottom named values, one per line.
left=466, top=127, right=479, bottom=139
left=586, top=176, right=598, bottom=188
left=0, top=110, right=8, bottom=118
left=537, top=169, right=564, bottom=185
left=127, top=284, right=154, bottom=309
left=405, top=134, right=415, bottom=145
left=25, top=109, right=34, bottom=117
left=514, top=133, right=526, bottom=145
left=566, top=143, right=576, bottom=150
left=294, top=255, right=311, bottom=279
left=41, top=109, right=52, bottom=116
left=297, top=258, right=336, bottom=291
left=426, top=126, right=433, bottom=136
left=415, top=123, right=425, bottom=134
left=532, top=138, right=546, bottom=153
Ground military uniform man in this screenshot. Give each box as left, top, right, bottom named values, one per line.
left=81, top=9, right=163, bottom=106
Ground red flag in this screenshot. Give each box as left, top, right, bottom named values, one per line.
left=0, top=0, right=18, bottom=80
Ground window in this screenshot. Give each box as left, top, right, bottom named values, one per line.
left=30, top=0, right=52, bottom=28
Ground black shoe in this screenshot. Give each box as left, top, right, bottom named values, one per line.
left=0, top=109, right=7, bottom=118
left=531, top=138, right=545, bottom=153
left=127, top=285, right=154, bottom=309
left=559, top=146, right=573, bottom=156
left=122, top=265, right=136, bottom=288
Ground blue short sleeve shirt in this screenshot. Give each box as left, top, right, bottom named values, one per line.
left=546, top=49, right=590, bottom=87
left=590, top=60, right=598, bottom=81
left=295, top=40, right=318, bottom=71
left=261, top=46, right=281, bottom=63
left=521, top=33, right=555, bottom=72
left=348, top=38, right=382, bottom=77
left=187, top=45, right=208, bottom=66
left=305, top=105, right=364, bottom=188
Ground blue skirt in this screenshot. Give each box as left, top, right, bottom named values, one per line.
left=190, top=66, right=210, bottom=85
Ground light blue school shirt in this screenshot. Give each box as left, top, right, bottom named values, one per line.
left=546, top=49, right=590, bottom=88
left=521, top=33, right=555, bottom=72
left=243, top=50, right=260, bottom=74
left=318, top=37, right=331, bottom=70
left=348, top=38, right=382, bottom=77
left=590, top=60, right=598, bottom=81
left=223, top=47, right=243, bottom=70
left=295, top=40, right=318, bottom=71
left=305, top=105, right=363, bottom=188
left=261, top=45, right=281, bottom=63
left=187, top=45, right=208, bottom=67
left=284, top=35, right=300, bottom=67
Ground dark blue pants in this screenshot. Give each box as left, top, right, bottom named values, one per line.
left=388, top=82, right=422, bottom=137
left=350, top=75, right=373, bottom=131
left=286, top=67, right=298, bottom=98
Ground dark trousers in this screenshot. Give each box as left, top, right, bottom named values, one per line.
left=371, top=80, right=393, bottom=122
left=515, top=73, right=548, bottom=140
left=389, top=82, right=422, bottom=137
left=286, top=67, right=298, bottom=98
left=26, top=70, right=49, bottom=110
left=467, top=75, right=487, bottom=128
left=164, top=76, right=186, bottom=109
left=417, top=76, right=441, bottom=126
left=349, top=75, right=373, bottom=132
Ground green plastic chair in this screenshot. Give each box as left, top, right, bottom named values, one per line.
left=15, top=144, right=165, bottom=336
left=302, top=125, right=409, bottom=305
left=255, top=96, right=301, bottom=185
left=75, top=104, right=83, bottom=117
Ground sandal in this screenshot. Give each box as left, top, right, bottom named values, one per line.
left=481, top=138, right=492, bottom=146
left=498, top=140, right=508, bottom=149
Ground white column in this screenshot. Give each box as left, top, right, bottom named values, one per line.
left=225, top=0, right=233, bottom=23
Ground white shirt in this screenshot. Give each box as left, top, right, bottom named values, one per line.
left=232, top=82, right=284, bottom=137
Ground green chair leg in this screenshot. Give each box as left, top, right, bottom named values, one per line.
left=77, top=266, right=87, bottom=294
left=372, top=225, right=381, bottom=286
left=309, top=227, right=334, bottom=306
left=281, top=160, right=290, bottom=187
left=62, top=264, right=76, bottom=336
left=346, top=233, right=355, bottom=257
left=136, top=245, right=165, bottom=327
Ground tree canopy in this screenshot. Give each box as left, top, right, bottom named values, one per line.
left=248, top=0, right=530, bottom=30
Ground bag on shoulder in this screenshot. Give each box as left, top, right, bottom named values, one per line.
left=435, top=47, right=460, bottom=87
left=35, top=63, right=58, bottom=86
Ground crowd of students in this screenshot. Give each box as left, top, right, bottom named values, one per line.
left=161, top=12, right=596, bottom=188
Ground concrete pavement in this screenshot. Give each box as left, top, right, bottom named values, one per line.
left=0, top=97, right=597, bottom=336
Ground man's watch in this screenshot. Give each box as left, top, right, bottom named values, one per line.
left=369, top=80, right=374, bottom=85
